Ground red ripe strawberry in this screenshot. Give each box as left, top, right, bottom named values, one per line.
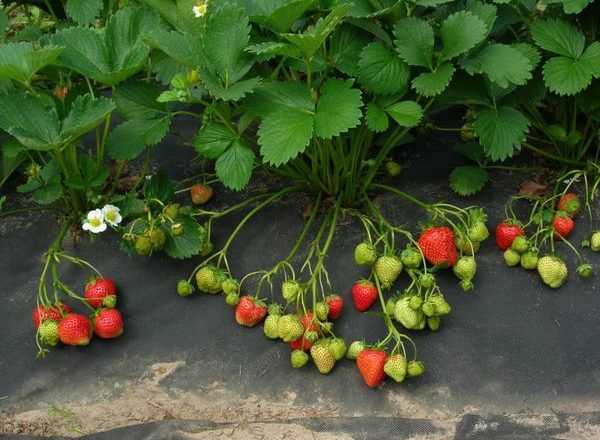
left=85, top=278, right=117, bottom=309
left=553, top=214, right=574, bottom=239
left=235, top=296, right=267, bottom=327
left=325, top=294, right=344, bottom=320
left=300, top=311, right=320, bottom=332
left=495, top=221, right=525, bottom=250
left=557, top=193, right=580, bottom=218
left=58, top=314, right=92, bottom=346
left=33, top=304, right=71, bottom=328
left=356, top=349, right=388, bottom=388
left=351, top=280, right=378, bottom=312
left=94, top=309, right=124, bottom=339
left=290, top=336, right=313, bottom=351
left=190, top=184, right=214, bottom=205
left=418, top=226, right=458, bottom=267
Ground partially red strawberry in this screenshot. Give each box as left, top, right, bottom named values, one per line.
left=85, top=278, right=117, bottom=309
left=190, top=184, right=214, bottom=205
left=356, top=349, right=388, bottom=388
left=553, top=214, right=574, bottom=239
left=495, top=221, right=525, bottom=250
left=290, top=336, right=313, bottom=351
left=557, top=193, right=580, bottom=218
left=235, top=296, right=267, bottom=327
left=325, top=294, right=344, bottom=320
left=417, top=226, right=458, bottom=267
left=300, top=311, right=320, bottom=333
left=58, top=314, right=92, bottom=346
left=93, top=309, right=124, bottom=339
left=351, top=280, right=378, bottom=312
left=33, top=304, right=71, bottom=328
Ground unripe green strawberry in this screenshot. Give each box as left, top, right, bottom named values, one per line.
left=453, top=256, right=477, bottom=281
left=103, top=295, right=117, bottom=308
left=39, top=320, right=60, bottom=346
left=503, top=248, right=521, bottom=267
left=460, top=279, right=474, bottom=292
left=320, top=321, right=333, bottom=333
left=149, top=229, right=167, bottom=250
left=521, top=251, right=539, bottom=270
left=414, top=313, right=426, bottom=330
left=455, top=236, right=480, bottom=255
left=221, top=278, right=239, bottom=296
left=375, top=255, right=403, bottom=289
left=420, top=273, right=435, bottom=289
left=591, top=232, right=600, bottom=252
left=427, top=316, right=441, bottom=331
left=468, top=221, right=489, bottom=242
left=537, top=255, right=568, bottom=288
left=328, top=338, right=347, bottom=360
left=200, top=240, right=213, bottom=257
left=277, top=314, right=304, bottom=342
left=268, top=303, right=282, bottom=316
left=384, top=354, right=407, bottom=382
left=177, top=280, right=195, bottom=296
left=263, top=315, right=280, bottom=339
left=171, top=223, right=184, bottom=236
left=310, top=339, right=336, bottom=374
left=354, top=242, right=377, bottom=266
left=282, top=280, right=302, bottom=303
left=407, top=360, right=425, bottom=377
left=305, top=330, right=320, bottom=343
left=195, top=265, right=226, bottom=294
left=346, top=341, right=366, bottom=360
left=422, top=301, right=435, bottom=317
left=400, top=247, right=422, bottom=269
left=511, top=236, right=529, bottom=254
left=408, top=296, right=423, bottom=311
left=291, top=350, right=309, bottom=368
left=385, top=297, right=397, bottom=316
left=134, top=235, right=152, bottom=256
left=577, top=263, right=593, bottom=278
left=163, top=203, right=179, bottom=220
left=225, top=293, right=239, bottom=306
left=315, top=301, right=329, bottom=321
left=428, top=294, right=451, bottom=315
left=385, top=161, right=402, bottom=177
left=394, top=297, right=421, bottom=329
left=460, top=124, right=475, bottom=141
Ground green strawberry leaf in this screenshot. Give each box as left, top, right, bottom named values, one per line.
left=561, top=0, right=592, bottom=13
left=258, top=110, right=314, bottom=166
left=107, top=117, right=170, bottom=160
left=60, top=94, right=116, bottom=142
left=449, top=165, right=489, bottom=196
left=246, top=42, right=301, bottom=61
left=330, top=24, right=370, bottom=76
left=193, top=123, right=237, bottom=159
left=164, top=213, right=202, bottom=259
left=65, top=155, right=109, bottom=190
left=51, top=7, right=161, bottom=86
left=314, top=78, right=362, bottom=139
left=439, top=11, right=487, bottom=62
left=65, top=0, right=104, bottom=25
left=393, top=17, right=434, bottom=68
left=460, top=43, right=533, bottom=88
left=144, top=30, right=202, bottom=68
left=473, top=106, right=529, bottom=161
left=412, top=63, right=455, bottom=97
left=0, top=43, right=63, bottom=85
left=251, top=0, right=314, bottom=33
left=144, top=170, right=174, bottom=203
left=33, top=177, right=62, bottom=205
left=542, top=54, right=596, bottom=96
left=465, top=0, right=497, bottom=33
left=385, top=101, right=423, bottom=128
left=215, top=140, right=255, bottom=191
left=366, top=102, right=389, bottom=133
left=530, top=18, right=584, bottom=58
left=113, top=81, right=168, bottom=120
left=358, top=41, right=410, bottom=95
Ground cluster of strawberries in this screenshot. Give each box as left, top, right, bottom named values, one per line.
left=33, top=278, right=123, bottom=353
left=495, top=193, right=597, bottom=288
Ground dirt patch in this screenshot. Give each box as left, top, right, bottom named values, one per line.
left=0, top=361, right=339, bottom=437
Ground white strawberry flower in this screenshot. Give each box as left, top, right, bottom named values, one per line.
left=82, top=209, right=107, bottom=234
left=193, top=1, right=208, bottom=17
left=102, top=204, right=122, bottom=227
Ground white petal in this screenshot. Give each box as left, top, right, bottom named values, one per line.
left=87, top=209, right=104, bottom=221
left=90, top=223, right=107, bottom=233
left=82, top=222, right=92, bottom=231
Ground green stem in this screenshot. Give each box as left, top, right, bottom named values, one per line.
left=522, top=143, right=585, bottom=167
left=370, top=183, right=431, bottom=211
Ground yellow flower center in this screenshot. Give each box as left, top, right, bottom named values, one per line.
left=106, top=211, right=116, bottom=221
left=90, top=218, right=102, bottom=227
